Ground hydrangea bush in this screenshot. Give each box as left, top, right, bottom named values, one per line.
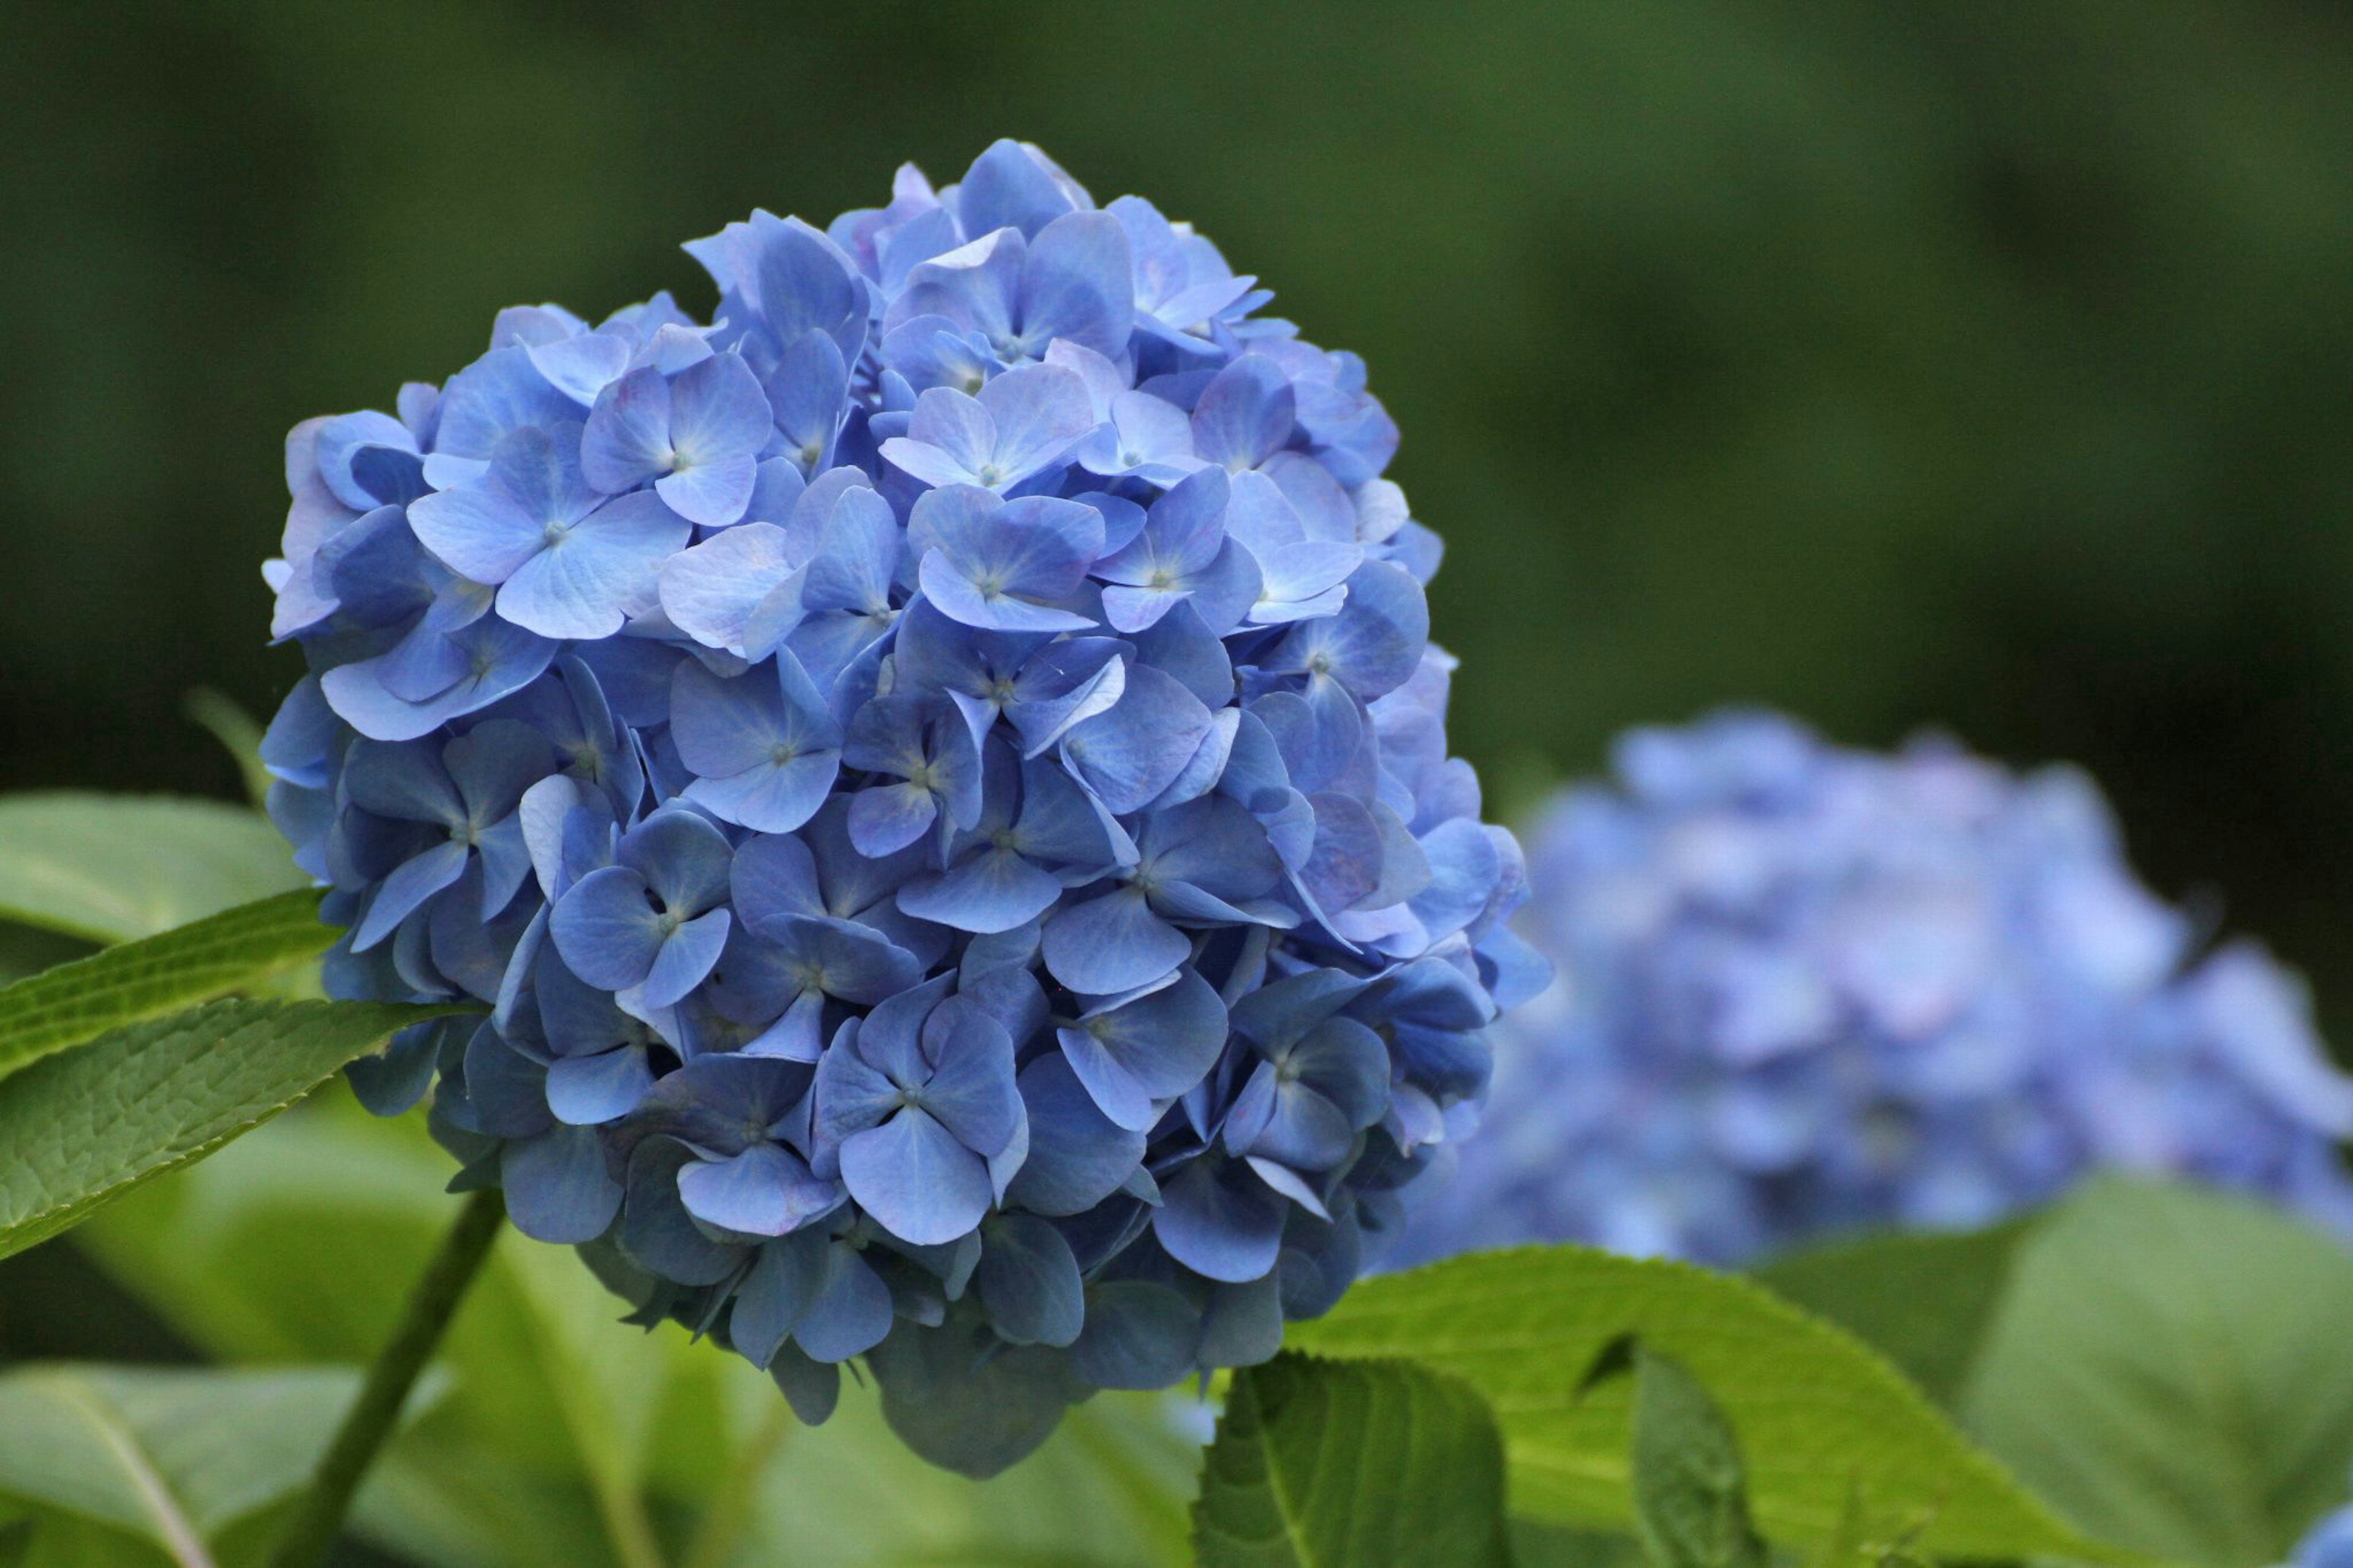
left=257, top=139, right=1539, bottom=1471
left=1394, top=710, right=2353, bottom=1269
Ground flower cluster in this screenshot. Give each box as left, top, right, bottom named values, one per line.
left=1392, top=710, right=2353, bottom=1270
left=261, top=140, right=1537, bottom=1472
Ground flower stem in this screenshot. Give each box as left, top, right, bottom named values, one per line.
left=266, top=1186, right=507, bottom=1568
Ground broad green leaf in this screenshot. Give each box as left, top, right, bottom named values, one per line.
left=0, top=1365, right=363, bottom=1562
left=1192, top=1353, right=1510, bottom=1568
left=77, top=1097, right=1202, bottom=1568
left=1960, top=1178, right=2353, bottom=1568
left=1578, top=1341, right=1765, bottom=1568
left=1287, top=1246, right=2132, bottom=1564
left=0, top=891, right=333, bottom=1086
left=0, top=998, right=466, bottom=1262
left=0, top=795, right=303, bottom=945
left=1753, top=1219, right=2034, bottom=1407
left=180, top=692, right=273, bottom=811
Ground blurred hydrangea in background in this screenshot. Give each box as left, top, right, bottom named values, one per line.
left=259, top=138, right=1538, bottom=1472
left=1395, top=710, right=2353, bottom=1270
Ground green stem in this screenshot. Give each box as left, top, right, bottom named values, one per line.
left=266, top=1186, right=507, bottom=1568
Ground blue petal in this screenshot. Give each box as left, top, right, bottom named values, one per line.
left=1059, top=665, right=1214, bottom=816
left=916, top=996, right=1021, bottom=1154
left=658, top=523, right=798, bottom=656
left=896, top=846, right=1062, bottom=934
left=344, top=738, right=464, bottom=827
left=321, top=619, right=558, bottom=743
left=955, top=138, right=1080, bottom=240
left=502, top=1123, right=623, bottom=1244
left=1154, top=1157, right=1286, bottom=1283
left=767, top=330, right=851, bottom=475
left=1007, top=1055, right=1146, bottom=1216
left=641, top=907, right=732, bottom=1009
left=793, top=1241, right=894, bottom=1362
left=678, top=1143, right=843, bottom=1238
left=1069, top=1281, right=1199, bottom=1392
left=729, top=832, right=825, bottom=932
left=848, top=781, right=939, bottom=858
left=580, top=365, right=675, bottom=493
left=550, top=865, right=664, bottom=991
left=1041, top=885, right=1189, bottom=998
left=841, top=1108, right=993, bottom=1246
left=352, top=839, right=469, bottom=952
left=655, top=454, right=760, bottom=532
left=546, top=1046, right=655, bottom=1126
left=1271, top=559, right=1429, bottom=701
left=1191, top=355, right=1294, bottom=472
left=1054, top=969, right=1227, bottom=1138
left=730, top=1231, right=825, bottom=1368
left=974, top=1214, right=1083, bottom=1347
left=1020, top=211, right=1134, bottom=360
left=811, top=1020, right=905, bottom=1154
left=620, top=1138, right=746, bottom=1285
left=797, top=486, right=900, bottom=616
left=497, top=490, right=691, bottom=640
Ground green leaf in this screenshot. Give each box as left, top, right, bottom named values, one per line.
left=180, top=692, right=273, bottom=812
left=1286, top=1245, right=2134, bottom=1565
left=0, top=998, right=466, bottom=1262
left=0, top=795, right=304, bottom=945
left=0, top=1365, right=365, bottom=1564
left=1192, top=1352, right=1510, bottom=1568
left=1579, top=1340, right=1766, bottom=1568
left=1752, top=1219, right=2035, bottom=1407
left=0, top=891, right=333, bottom=1086
left=1959, top=1177, right=2353, bottom=1568
left=75, top=1097, right=1202, bottom=1568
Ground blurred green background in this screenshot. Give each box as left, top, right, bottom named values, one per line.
left=1, top=3, right=2351, bottom=1558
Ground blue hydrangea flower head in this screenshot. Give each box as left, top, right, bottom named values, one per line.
left=263, top=140, right=1538, bottom=1474
left=1393, top=710, right=2353, bottom=1269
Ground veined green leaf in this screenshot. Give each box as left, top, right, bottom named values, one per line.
left=1287, top=1245, right=2135, bottom=1565
left=1753, top=1218, right=2036, bottom=1407
left=1192, top=1353, right=1510, bottom=1568
left=1578, top=1341, right=1765, bottom=1568
left=0, top=795, right=303, bottom=945
left=0, top=891, right=333, bottom=1086
left=0, top=998, right=467, bottom=1262
left=0, top=1365, right=365, bottom=1566
left=1960, top=1178, right=2353, bottom=1568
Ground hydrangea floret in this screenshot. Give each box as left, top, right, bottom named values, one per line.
left=1394, top=710, right=2353, bottom=1269
left=262, top=140, right=1540, bottom=1472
